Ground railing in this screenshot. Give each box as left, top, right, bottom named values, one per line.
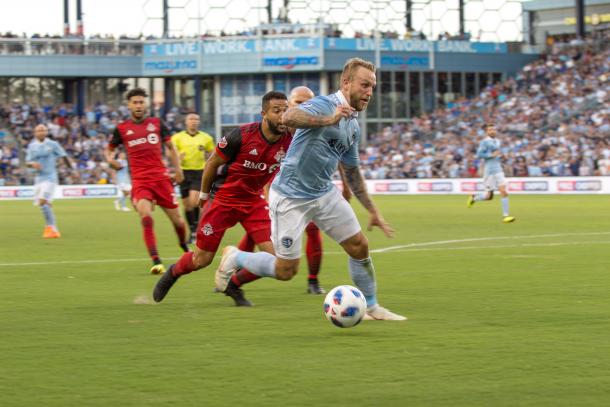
left=0, top=38, right=144, bottom=56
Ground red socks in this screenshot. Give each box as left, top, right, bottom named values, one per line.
left=141, top=216, right=159, bottom=263
left=230, top=268, right=261, bottom=287
left=173, top=251, right=197, bottom=277
left=305, top=222, right=322, bottom=280
left=238, top=234, right=256, bottom=252
left=174, top=220, right=187, bottom=246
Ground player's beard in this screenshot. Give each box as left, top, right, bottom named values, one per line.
left=350, top=92, right=369, bottom=111
left=268, top=121, right=287, bottom=135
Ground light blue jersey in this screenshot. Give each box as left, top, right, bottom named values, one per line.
left=25, top=138, right=67, bottom=183
left=272, top=91, right=360, bottom=199
left=476, top=137, right=503, bottom=176
left=116, top=159, right=131, bottom=185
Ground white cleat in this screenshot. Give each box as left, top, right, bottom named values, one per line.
left=363, top=305, right=407, bottom=321
left=121, top=207, right=131, bottom=212
left=114, top=200, right=121, bottom=211
left=214, top=265, right=237, bottom=292
left=216, top=246, right=239, bottom=291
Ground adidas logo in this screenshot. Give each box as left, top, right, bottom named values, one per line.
left=249, top=149, right=258, bottom=156
left=126, top=130, right=134, bottom=135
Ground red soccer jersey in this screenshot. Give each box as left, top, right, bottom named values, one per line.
left=212, top=122, right=291, bottom=207
left=109, top=117, right=171, bottom=182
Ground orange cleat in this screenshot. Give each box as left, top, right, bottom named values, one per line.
left=43, top=226, right=61, bottom=239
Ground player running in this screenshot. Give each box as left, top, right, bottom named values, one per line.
left=112, top=151, right=132, bottom=212
left=25, top=124, right=73, bottom=238
left=467, top=123, right=516, bottom=223
left=152, top=91, right=292, bottom=305
left=104, top=88, right=188, bottom=275
left=171, top=113, right=215, bottom=242
left=230, top=85, right=352, bottom=295
left=217, top=58, right=407, bottom=321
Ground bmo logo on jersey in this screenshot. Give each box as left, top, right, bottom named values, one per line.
left=127, top=133, right=159, bottom=147
left=243, top=160, right=268, bottom=171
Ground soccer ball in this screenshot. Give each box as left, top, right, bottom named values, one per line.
left=323, top=285, right=367, bottom=328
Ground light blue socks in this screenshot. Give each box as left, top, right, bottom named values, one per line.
left=348, top=257, right=378, bottom=307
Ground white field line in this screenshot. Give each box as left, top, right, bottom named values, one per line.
left=368, top=231, right=610, bottom=254
left=1, top=231, right=608, bottom=267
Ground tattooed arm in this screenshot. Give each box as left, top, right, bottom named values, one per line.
left=342, top=164, right=394, bottom=238
left=282, top=104, right=354, bottom=129
left=342, top=164, right=373, bottom=210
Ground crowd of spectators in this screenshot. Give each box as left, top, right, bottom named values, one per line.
left=0, top=102, right=191, bottom=186
left=0, top=21, right=479, bottom=56
left=360, top=34, right=610, bottom=179
left=1, top=34, right=609, bottom=186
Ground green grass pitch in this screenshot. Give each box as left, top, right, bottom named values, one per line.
left=1, top=195, right=609, bottom=406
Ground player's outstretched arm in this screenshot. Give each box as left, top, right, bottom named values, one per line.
left=164, top=140, right=184, bottom=184
left=198, top=151, right=227, bottom=207
left=104, top=146, right=122, bottom=170
left=342, top=164, right=395, bottom=238
left=282, top=105, right=354, bottom=129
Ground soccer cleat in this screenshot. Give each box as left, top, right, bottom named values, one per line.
left=223, top=280, right=252, bottom=307
left=215, top=265, right=237, bottom=293
left=150, top=263, right=166, bottom=275
left=121, top=207, right=131, bottom=212
left=153, top=265, right=179, bottom=302
left=307, top=280, right=326, bottom=295
left=467, top=195, right=475, bottom=208
left=363, top=305, right=407, bottom=321
left=43, top=226, right=60, bottom=239
left=218, top=245, right=239, bottom=276
left=502, top=216, right=516, bottom=223
left=114, top=200, right=121, bottom=211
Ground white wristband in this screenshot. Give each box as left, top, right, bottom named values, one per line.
left=199, top=192, right=209, bottom=201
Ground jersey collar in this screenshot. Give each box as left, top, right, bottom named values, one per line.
left=333, top=90, right=358, bottom=118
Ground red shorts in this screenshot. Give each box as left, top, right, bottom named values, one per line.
left=131, top=178, right=178, bottom=209
left=196, top=198, right=271, bottom=252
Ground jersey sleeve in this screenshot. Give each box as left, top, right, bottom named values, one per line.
left=25, top=144, right=34, bottom=162
left=109, top=128, right=122, bottom=149
left=53, top=141, right=68, bottom=158
left=204, top=134, right=215, bottom=152
left=215, top=128, right=242, bottom=161
left=171, top=133, right=181, bottom=150
left=160, top=120, right=172, bottom=143
left=340, top=128, right=361, bottom=167
left=297, top=96, right=335, bottom=117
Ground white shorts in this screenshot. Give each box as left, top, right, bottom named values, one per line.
left=118, top=182, right=132, bottom=192
left=34, top=181, right=56, bottom=203
left=269, top=186, right=361, bottom=260
left=483, top=173, right=506, bottom=191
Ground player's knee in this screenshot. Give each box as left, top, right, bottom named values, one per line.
left=192, top=250, right=213, bottom=269
left=276, top=269, right=296, bottom=281
left=342, top=233, right=369, bottom=259
left=275, top=264, right=297, bottom=281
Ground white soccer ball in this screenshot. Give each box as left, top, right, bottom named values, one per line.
left=323, top=285, right=367, bottom=328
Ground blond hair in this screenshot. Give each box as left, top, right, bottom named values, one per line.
left=341, top=58, right=376, bottom=82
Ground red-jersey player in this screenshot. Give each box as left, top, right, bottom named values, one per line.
left=153, top=91, right=291, bottom=305
left=230, top=86, right=352, bottom=296
left=104, top=88, right=188, bottom=274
